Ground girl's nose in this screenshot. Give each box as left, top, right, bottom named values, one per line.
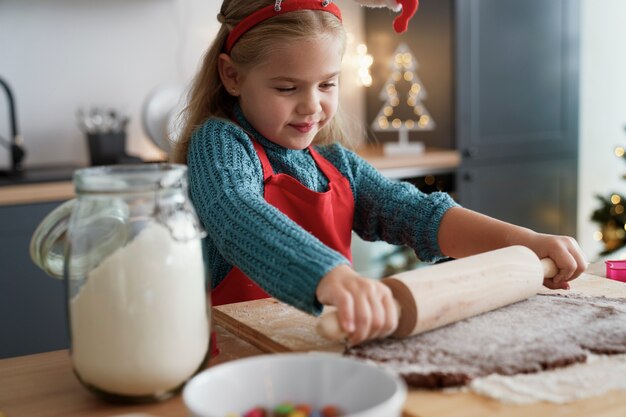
left=297, top=90, right=322, bottom=115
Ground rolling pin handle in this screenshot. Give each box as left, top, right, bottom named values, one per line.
left=316, top=299, right=402, bottom=342
left=541, top=257, right=558, bottom=279
left=317, top=311, right=347, bottom=341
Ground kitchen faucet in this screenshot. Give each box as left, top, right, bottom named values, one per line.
left=0, top=76, right=26, bottom=176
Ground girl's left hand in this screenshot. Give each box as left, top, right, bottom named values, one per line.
left=524, top=233, right=587, bottom=290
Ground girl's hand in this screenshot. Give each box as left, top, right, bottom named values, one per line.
left=315, top=265, right=398, bottom=345
left=521, top=233, right=587, bottom=290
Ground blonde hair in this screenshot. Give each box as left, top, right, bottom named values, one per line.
left=171, top=0, right=349, bottom=164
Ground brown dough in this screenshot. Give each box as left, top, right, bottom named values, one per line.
left=345, top=294, right=626, bottom=389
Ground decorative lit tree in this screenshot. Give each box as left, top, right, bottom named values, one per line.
left=372, top=43, right=435, bottom=155
left=591, top=144, right=626, bottom=255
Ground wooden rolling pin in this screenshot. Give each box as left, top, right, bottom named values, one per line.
left=317, top=245, right=558, bottom=340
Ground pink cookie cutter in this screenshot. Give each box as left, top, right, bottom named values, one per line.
left=605, top=260, right=626, bottom=282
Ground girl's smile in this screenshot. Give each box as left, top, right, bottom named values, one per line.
left=289, top=122, right=316, bottom=133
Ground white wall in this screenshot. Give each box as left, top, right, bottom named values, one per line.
left=578, top=0, right=626, bottom=260
left=0, top=0, right=365, bottom=167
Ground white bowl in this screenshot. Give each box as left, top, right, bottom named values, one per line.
left=183, top=352, right=406, bottom=417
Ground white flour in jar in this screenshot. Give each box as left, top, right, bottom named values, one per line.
left=70, top=222, right=209, bottom=396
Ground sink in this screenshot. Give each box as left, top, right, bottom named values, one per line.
left=0, top=165, right=81, bottom=186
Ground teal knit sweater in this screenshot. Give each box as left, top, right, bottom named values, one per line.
left=187, top=108, right=458, bottom=315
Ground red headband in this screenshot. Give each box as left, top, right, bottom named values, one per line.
left=224, top=0, right=343, bottom=54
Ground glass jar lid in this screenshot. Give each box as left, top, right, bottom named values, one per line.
left=74, top=163, right=187, bottom=194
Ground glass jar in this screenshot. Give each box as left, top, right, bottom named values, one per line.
left=31, top=164, right=210, bottom=403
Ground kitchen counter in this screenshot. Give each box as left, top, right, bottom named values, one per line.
left=1, top=273, right=625, bottom=417
left=0, top=165, right=78, bottom=206
left=357, top=145, right=460, bottom=179
left=0, top=181, right=74, bottom=206
left=0, top=165, right=79, bottom=187
left=0, top=148, right=460, bottom=207
left=0, top=324, right=263, bottom=417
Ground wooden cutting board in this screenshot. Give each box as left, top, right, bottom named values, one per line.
left=213, top=297, right=343, bottom=354
left=213, top=272, right=626, bottom=417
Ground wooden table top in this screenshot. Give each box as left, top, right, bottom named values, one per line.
left=1, top=273, right=625, bottom=417
left=0, top=325, right=262, bottom=417
left=212, top=273, right=626, bottom=417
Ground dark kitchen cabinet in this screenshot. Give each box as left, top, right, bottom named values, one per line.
left=0, top=201, right=69, bottom=359
left=364, top=0, right=579, bottom=236
left=458, top=157, right=578, bottom=236
left=456, top=0, right=580, bottom=235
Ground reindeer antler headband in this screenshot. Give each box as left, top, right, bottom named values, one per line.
left=349, top=0, right=419, bottom=33
left=223, top=0, right=342, bottom=54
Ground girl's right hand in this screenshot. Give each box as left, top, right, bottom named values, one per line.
left=315, top=264, right=399, bottom=345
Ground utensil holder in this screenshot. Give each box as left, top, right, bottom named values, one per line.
left=87, top=132, right=127, bottom=166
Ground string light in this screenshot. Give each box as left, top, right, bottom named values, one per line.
left=354, top=43, right=373, bottom=87
left=343, top=34, right=373, bottom=88
left=371, top=43, right=436, bottom=143
left=592, top=146, right=626, bottom=255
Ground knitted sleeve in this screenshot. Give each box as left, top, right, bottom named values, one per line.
left=186, top=119, right=349, bottom=315
left=317, top=144, right=459, bottom=262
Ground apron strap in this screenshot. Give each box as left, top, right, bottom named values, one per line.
left=230, top=117, right=275, bottom=181
left=308, top=146, right=345, bottom=183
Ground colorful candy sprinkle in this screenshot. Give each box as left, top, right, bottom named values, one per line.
left=227, top=403, right=343, bottom=417
left=321, top=405, right=340, bottom=417
left=274, top=402, right=295, bottom=415
left=243, top=407, right=266, bottom=417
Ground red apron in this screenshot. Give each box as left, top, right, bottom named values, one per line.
left=211, top=138, right=355, bottom=306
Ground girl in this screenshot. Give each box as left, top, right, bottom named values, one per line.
left=172, top=0, right=586, bottom=345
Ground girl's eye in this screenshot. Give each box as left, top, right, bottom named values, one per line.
left=320, top=82, right=337, bottom=90
left=275, top=87, right=296, bottom=92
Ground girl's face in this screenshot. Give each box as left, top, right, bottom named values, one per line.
left=236, top=36, right=342, bottom=150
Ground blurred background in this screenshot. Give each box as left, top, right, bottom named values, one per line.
left=1, top=0, right=625, bottom=356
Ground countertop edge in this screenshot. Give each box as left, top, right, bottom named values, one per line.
left=0, top=149, right=460, bottom=206
left=0, top=181, right=74, bottom=206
